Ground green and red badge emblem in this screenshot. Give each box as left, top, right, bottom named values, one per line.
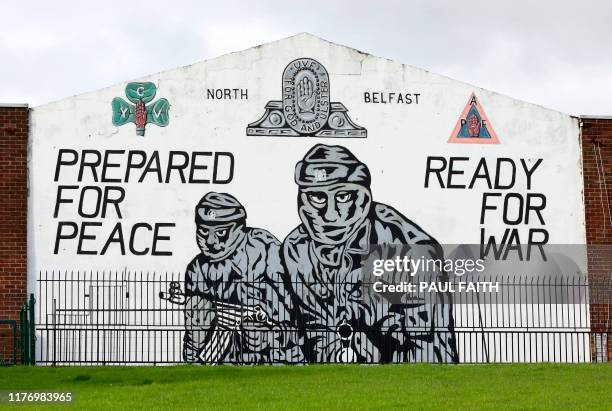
left=112, top=82, right=170, bottom=136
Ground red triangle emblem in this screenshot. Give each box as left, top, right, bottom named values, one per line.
left=448, top=93, right=500, bottom=144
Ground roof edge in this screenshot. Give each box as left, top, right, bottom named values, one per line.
left=580, top=115, right=612, bottom=120
left=0, top=103, right=28, bottom=108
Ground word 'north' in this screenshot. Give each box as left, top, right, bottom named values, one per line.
left=206, top=88, right=248, bottom=100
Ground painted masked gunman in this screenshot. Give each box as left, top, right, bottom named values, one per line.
left=160, top=192, right=302, bottom=364
left=282, top=144, right=459, bottom=363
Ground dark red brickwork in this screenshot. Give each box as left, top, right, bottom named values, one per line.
left=581, top=117, right=612, bottom=361
left=0, top=105, right=28, bottom=363
left=0, top=105, right=28, bottom=322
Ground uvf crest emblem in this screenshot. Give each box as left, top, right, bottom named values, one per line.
left=282, top=58, right=330, bottom=134
left=247, top=58, right=366, bottom=138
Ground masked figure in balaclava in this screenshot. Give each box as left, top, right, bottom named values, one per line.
left=160, top=192, right=303, bottom=364
left=281, top=144, right=458, bottom=363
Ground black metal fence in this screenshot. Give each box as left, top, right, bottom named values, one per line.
left=20, top=294, right=37, bottom=365
left=34, top=270, right=608, bottom=365
left=1, top=295, right=36, bottom=366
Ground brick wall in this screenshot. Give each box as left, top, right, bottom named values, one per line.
left=580, top=117, right=612, bottom=361
left=0, top=105, right=28, bottom=321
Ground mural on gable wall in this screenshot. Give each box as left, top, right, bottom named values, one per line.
left=35, top=45, right=586, bottom=366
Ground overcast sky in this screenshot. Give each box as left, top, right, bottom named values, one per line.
left=1, top=0, right=611, bottom=115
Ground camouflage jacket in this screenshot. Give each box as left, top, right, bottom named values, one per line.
left=183, top=228, right=303, bottom=364
left=281, top=202, right=459, bottom=363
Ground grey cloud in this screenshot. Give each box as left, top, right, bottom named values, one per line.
left=1, top=0, right=610, bottom=114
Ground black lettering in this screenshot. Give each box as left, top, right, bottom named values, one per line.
left=502, top=193, right=524, bottom=225
left=139, top=151, right=162, bottom=183
left=480, top=228, right=509, bottom=260
left=101, top=222, right=125, bottom=255
left=101, top=186, right=125, bottom=218
left=54, top=185, right=78, bottom=218
left=54, top=149, right=78, bottom=182
left=424, top=156, right=447, bottom=188
left=481, top=193, right=501, bottom=224
left=213, top=152, right=234, bottom=184
left=494, top=158, right=516, bottom=189
left=165, top=151, right=189, bottom=183
left=125, top=150, right=147, bottom=182
left=54, top=222, right=78, bottom=254
left=521, top=158, right=543, bottom=190
left=78, top=186, right=102, bottom=218
left=527, top=229, right=549, bottom=259
left=78, top=150, right=101, bottom=182
left=525, top=193, right=546, bottom=225
left=101, top=150, right=125, bottom=183
left=468, top=157, right=492, bottom=189
left=77, top=222, right=102, bottom=255
left=447, top=157, right=469, bottom=189
left=152, top=223, right=175, bottom=256
left=189, top=152, right=212, bottom=183
left=129, top=223, right=152, bottom=255
left=502, top=230, right=522, bottom=260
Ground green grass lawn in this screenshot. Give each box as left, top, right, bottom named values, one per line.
left=0, top=364, right=610, bottom=410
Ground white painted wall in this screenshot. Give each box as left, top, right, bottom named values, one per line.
left=27, top=33, right=587, bottom=363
